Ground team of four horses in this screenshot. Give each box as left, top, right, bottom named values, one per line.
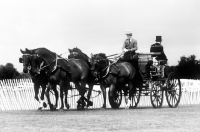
left=19, top=47, right=181, bottom=110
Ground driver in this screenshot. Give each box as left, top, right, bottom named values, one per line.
left=122, top=30, right=138, bottom=59
left=122, top=30, right=138, bottom=69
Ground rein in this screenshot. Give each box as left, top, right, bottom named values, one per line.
left=106, top=53, right=121, bottom=58
left=67, top=89, right=101, bottom=99
left=36, top=54, right=70, bottom=75
left=96, top=58, right=119, bottom=79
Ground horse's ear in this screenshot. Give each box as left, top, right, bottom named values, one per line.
left=20, top=49, right=26, bottom=54
left=91, top=53, right=93, bottom=58
left=25, top=48, right=34, bottom=54
left=68, top=48, right=72, bottom=53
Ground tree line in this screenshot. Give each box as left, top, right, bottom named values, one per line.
left=0, top=54, right=200, bottom=80
left=0, top=63, right=31, bottom=80
left=175, top=55, right=200, bottom=79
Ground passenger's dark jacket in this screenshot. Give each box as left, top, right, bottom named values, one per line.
left=150, top=43, right=167, bottom=61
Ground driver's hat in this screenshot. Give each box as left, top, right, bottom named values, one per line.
left=125, top=30, right=132, bottom=36
left=155, top=36, right=162, bottom=42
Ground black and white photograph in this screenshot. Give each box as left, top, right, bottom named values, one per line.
left=0, top=0, right=200, bottom=131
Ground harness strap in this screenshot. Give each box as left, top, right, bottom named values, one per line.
left=106, top=53, right=121, bottom=58
left=97, top=58, right=120, bottom=79
left=39, top=54, right=70, bottom=75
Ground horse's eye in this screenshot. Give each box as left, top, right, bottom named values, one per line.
left=19, top=58, right=23, bottom=63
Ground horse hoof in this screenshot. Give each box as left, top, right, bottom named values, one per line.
left=49, top=104, right=53, bottom=110
left=59, top=106, right=64, bottom=110
left=66, top=104, right=70, bottom=109
left=101, top=106, right=106, bottom=109
left=77, top=105, right=85, bottom=110
left=50, top=104, right=57, bottom=111
left=77, top=107, right=85, bottom=110
left=59, top=108, right=64, bottom=112
left=88, top=101, right=93, bottom=106
left=37, top=107, right=42, bottom=111
left=129, top=106, right=134, bottom=109
left=43, top=102, right=47, bottom=108
left=52, top=105, right=57, bottom=111
left=125, top=105, right=130, bottom=109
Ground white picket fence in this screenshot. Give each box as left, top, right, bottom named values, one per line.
left=0, top=79, right=200, bottom=111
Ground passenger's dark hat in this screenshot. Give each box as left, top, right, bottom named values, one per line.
left=155, top=36, right=162, bottom=42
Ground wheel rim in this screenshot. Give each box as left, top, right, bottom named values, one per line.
left=131, top=87, right=141, bottom=108
left=166, top=73, right=181, bottom=108
left=150, top=82, right=164, bottom=108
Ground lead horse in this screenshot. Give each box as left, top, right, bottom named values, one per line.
left=90, top=53, right=137, bottom=108
left=20, top=49, right=59, bottom=110
left=21, top=47, right=93, bottom=110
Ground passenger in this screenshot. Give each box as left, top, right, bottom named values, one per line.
left=146, top=36, right=168, bottom=78
left=150, top=36, right=168, bottom=64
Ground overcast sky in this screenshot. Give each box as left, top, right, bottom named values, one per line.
left=0, top=0, right=200, bottom=72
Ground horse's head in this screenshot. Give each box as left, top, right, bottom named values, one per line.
left=90, top=53, right=108, bottom=77
left=20, top=48, right=44, bottom=75
left=19, top=52, right=31, bottom=73
left=68, top=48, right=78, bottom=59
left=68, top=47, right=89, bottom=61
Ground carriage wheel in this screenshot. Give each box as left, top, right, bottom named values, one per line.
left=165, top=72, right=181, bottom=108
left=108, top=89, right=122, bottom=108
left=150, top=82, right=164, bottom=108
left=130, top=87, right=141, bottom=108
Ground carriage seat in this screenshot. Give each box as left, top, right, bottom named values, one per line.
left=138, top=54, right=152, bottom=76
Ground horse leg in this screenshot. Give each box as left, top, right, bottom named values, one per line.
left=45, top=83, right=52, bottom=110
left=59, top=82, right=64, bottom=110
left=109, top=83, right=116, bottom=99
left=100, top=85, right=107, bottom=108
left=39, top=83, right=47, bottom=109
left=126, top=81, right=134, bottom=108
left=33, top=83, right=42, bottom=110
left=86, top=83, right=93, bottom=108
left=51, top=83, right=58, bottom=110
left=45, top=83, right=57, bottom=110
left=75, top=83, right=86, bottom=109
left=64, top=83, right=70, bottom=109
left=59, top=80, right=70, bottom=110
left=123, top=84, right=129, bottom=107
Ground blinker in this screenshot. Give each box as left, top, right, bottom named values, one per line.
left=19, top=58, right=23, bottom=63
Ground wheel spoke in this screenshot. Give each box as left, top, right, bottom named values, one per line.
left=150, top=82, right=163, bottom=108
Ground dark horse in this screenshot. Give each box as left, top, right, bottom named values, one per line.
left=21, top=47, right=92, bottom=109
left=90, top=53, right=137, bottom=108
left=68, top=47, right=94, bottom=107
left=20, top=48, right=59, bottom=110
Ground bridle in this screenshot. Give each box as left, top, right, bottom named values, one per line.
left=91, top=54, right=121, bottom=80
left=34, top=53, right=70, bottom=76
left=20, top=54, right=36, bottom=73
left=20, top=53, right=64, bottom=76
left=91, top=57, right=111, bottom=80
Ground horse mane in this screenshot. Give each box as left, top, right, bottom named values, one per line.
left=36, top=47, right=54, bottom=53
left=32, top=47, right=56, bottom=56
left=73, top=47, right=82, bottom=53
left=72, top=47, right=90, bottom=59
left=95, top=53, right=107, bottom=59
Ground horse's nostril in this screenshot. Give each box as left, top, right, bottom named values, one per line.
left=23, top=68, right=28, bottom=73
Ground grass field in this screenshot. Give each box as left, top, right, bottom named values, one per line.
left=0, top=105, right=200, bottom=132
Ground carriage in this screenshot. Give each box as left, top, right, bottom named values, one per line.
left=108, top=51, right=182, bottom=108
left=19, top=45, right=181, bottom=110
